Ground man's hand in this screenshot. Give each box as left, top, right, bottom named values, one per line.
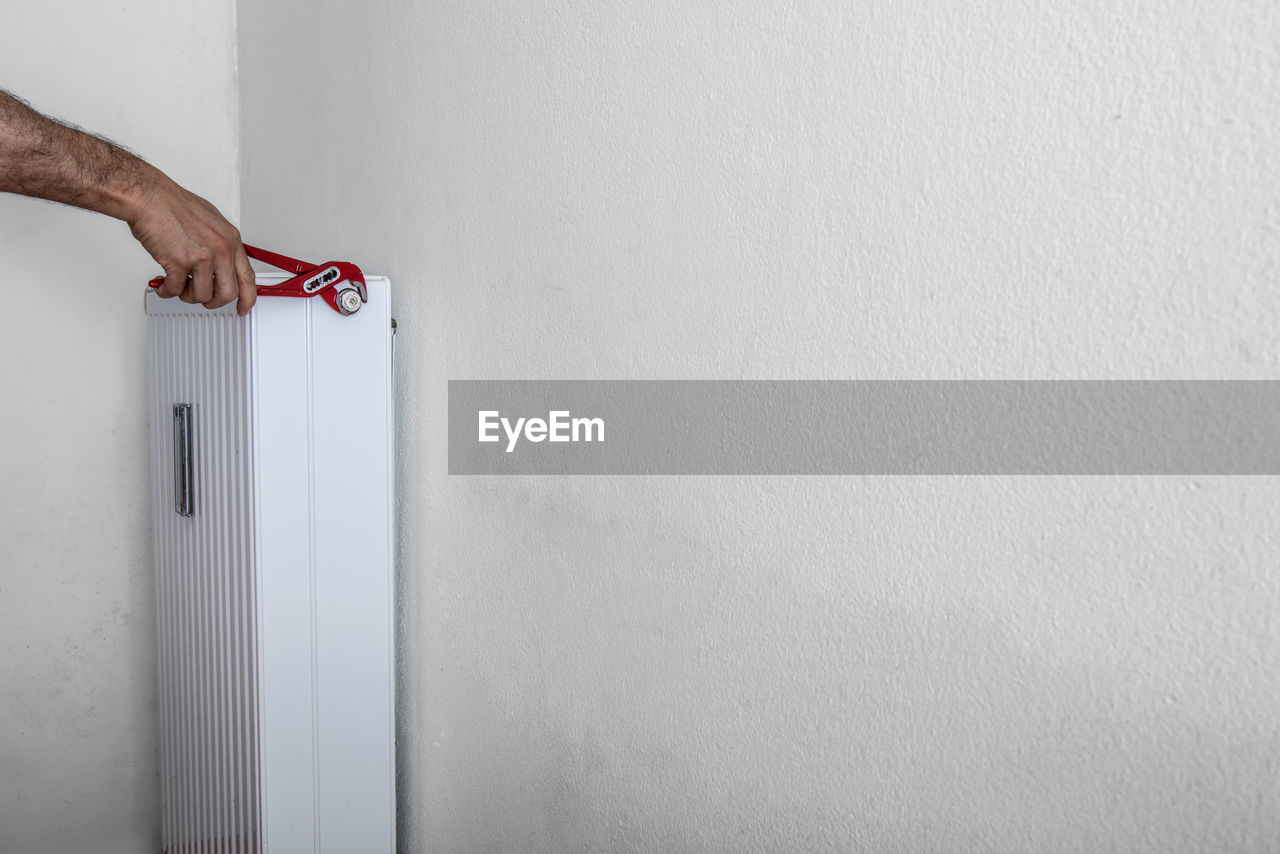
left=0, top=90, right=256, bottom=315
left=127, top=176, right=256, bottom=315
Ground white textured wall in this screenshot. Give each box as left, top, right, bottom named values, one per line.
left=0, top=3, right=241, bottom=852
left=237, top=2, right=1280, bottom=851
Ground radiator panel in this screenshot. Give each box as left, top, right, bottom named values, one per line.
left=252, top=293, right=317, bottom=853
left=307, top=289, right=396, bottom=852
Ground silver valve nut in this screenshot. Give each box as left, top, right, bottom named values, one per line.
left=337, top=288, right=363, bottom=316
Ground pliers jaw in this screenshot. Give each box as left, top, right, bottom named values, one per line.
left=302, top=261, right=368, bottom=316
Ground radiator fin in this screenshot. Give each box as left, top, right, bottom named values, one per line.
left=149, top=312, right=260, bottom=853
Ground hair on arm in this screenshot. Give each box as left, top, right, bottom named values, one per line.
left=0, top=89, right=155, bottom=221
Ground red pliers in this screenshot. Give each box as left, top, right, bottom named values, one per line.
left=149, top=243, right=368, bottom=316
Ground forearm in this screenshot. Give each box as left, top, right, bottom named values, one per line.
left=0, top=89, right=158, bottom=222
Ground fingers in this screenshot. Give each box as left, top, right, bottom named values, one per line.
left=158, top=268, right=189, bottom=299
left=207, top=257, right=238, bottom=310
left=152, top=235, right=254, bottom=314
left=186, top=261, right=214, bottom=305
left=159, top=253, right=246, bottom=313
left=233, top=242, right=257, bottom=317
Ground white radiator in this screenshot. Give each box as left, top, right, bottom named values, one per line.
left=146, top=274, right=396, bottom=853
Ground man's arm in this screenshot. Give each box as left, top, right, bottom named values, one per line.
left=0, top=90, right=255, bottom=315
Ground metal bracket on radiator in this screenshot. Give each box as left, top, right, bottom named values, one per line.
left=173, top=404, right=194, bottom=517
